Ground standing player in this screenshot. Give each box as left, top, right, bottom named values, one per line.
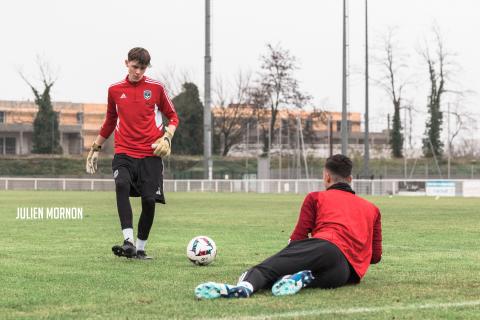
left=195, top=154, right=382, bottom=298
left=86, top=47, right=179, bottom=260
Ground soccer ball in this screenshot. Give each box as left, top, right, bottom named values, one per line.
left=186, top=236, right=217, bottom=266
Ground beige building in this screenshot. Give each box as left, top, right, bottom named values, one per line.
left=212, top=104, right=389, bottom=157
left=0, top=100, right=113, bottom=155
left=211, top=105, right=386, bottom=145
left=212, top=104, right=362, bottom=133
left=0, top=100, right=388, bottom=156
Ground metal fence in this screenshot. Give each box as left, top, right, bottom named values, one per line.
left=0, top=177, right=478, bottom=197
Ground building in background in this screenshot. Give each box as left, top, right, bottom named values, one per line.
left=212, top=105, right=390, bottom=158
left=0, top=100, right=113, bottom=156
left=0, top=100, right=389, bottom=157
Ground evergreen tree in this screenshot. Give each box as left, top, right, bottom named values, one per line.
left=423, top=96, right=443, bottom=157
left=422, top=34, right=446, bottom=158
left=21, top=68, right=62, bottom=154
left=390, top=102, right=403, bottom=158
left=378, top=29, right=406, bottom=158
left=171, top=83, right=204, bottom=155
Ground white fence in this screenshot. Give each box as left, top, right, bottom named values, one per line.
left=1, top=177, right=480, bottom=197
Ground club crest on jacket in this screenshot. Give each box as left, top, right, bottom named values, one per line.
left=144, top=90, right=152, bottom=100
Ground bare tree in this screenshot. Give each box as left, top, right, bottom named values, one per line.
left=302, top=106, right=328, bottom=146
left=401, top=101, right=422, bottom=153
left=251, top=44, right=311, bottom=154
left=19, top=56, right=57, bottom=90
left=447, top=95, right=476, bottom=156
left=249, top=85, right=271, bottom=153
left=375, top=28, right=409, bottom=158
left=156, top=65, right=194, bottom=96
left=420, top=26, right=453, bottom=158
left=456, top=135, right=480, bottom=158
left=212, top=71, right=256, bottom=156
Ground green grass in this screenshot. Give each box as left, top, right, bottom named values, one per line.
left=0, top=192, right=479, bottom=319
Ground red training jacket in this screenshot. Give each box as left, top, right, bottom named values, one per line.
left=290, top=188, right=382, bottom=279
left=99, top=75, right=179, bottom=158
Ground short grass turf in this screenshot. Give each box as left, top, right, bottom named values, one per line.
left=0, top=191, right=479, bottom=319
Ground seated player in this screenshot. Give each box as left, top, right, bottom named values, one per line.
left=195, top=154, right=382, bottom=299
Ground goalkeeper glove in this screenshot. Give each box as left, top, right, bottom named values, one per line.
left=86, top=142, right=102, bottom=174
left=152, top=128, right=174, bottom=157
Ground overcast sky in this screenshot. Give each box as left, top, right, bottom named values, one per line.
left=2, top=0, right=479, bottom=146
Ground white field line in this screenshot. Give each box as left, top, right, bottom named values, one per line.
left=205, top=300, right=480, bottom=320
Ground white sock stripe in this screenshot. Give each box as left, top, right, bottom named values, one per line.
left=238, top=271, right=248, bottom=283
left=237, top=281, right=254, bottom=293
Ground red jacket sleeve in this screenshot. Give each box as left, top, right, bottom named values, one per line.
left=99, top=88, right=118, bottom=139
left=371, top=209, right=382, bottom=264
left=289, top=193, right=317, bottom=241
left=159, top=86, right=179, bottom=127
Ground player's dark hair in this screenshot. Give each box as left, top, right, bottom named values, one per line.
left=127, top=47, right=151, bottom=67
left=325, top=154, right=353, bottom=178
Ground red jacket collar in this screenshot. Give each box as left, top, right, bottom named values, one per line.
left=125, top=75, right=145, bottom=86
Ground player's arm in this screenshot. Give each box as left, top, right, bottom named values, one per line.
left=153, top=86, right=179, bottom=157
left=94, top=135, right=107, bottom=146
left=289, top=193, right=317, bottom=242
left=86, top=89, right=117, bottom=174
left=98, top=88, right=118, bottom=141
left=370, top=209, right=382, bottom=264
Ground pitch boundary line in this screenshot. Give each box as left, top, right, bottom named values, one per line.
left=205, top=300, right=480, bottom=320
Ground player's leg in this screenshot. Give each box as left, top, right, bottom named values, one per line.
left=306, top=241, right=353, bottom=289
left=237, top=238, right=321, bottom=294
left=135, top=196, right=155, bottom=260
left=111, top=154, right=137, bottom=258
left=135, top=156, right=163, bottom=259
left=271, top=239, right=352, bottom=296
left=195, top=238, right=318, bottom=299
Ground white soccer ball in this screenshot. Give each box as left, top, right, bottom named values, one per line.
left=186, top=236, right=217, bottom=266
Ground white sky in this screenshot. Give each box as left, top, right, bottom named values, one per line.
left=1, top=0, right=479, bottom=146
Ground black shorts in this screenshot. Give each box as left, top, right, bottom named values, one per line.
left=112, top=153, right=166, bottom=204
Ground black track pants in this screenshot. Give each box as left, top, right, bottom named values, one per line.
left=239, top=238, right=358, bottom=292
left=112, top=154, right=165, bottom=240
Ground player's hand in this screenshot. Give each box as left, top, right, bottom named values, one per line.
left=152, top=128, right=174, bottom=157
left=86, top=142, right=102, bottom=174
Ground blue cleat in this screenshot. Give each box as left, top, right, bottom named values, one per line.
left=271, top=270, right=315, bottom=296
left=195, top=282, right=251, bottom=300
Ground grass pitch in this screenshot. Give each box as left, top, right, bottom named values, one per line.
left=1, top=191, right=479, bottom=319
